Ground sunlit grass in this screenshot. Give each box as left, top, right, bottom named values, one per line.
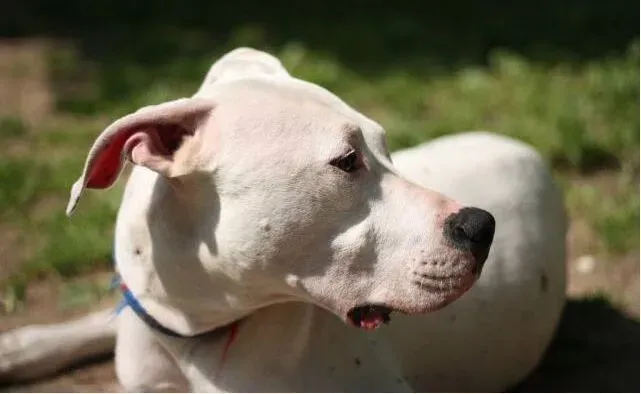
left=0, top=40, right=638, bottom=304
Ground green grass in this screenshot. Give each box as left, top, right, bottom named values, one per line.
left=1, top=117, right=125, bottom=293
left=0, top=117, right=27, bottom=139
left=0, top=38, right=638, bottom=305
left=58, top=279, right=113, bottom=311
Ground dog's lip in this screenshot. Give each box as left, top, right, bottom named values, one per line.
left=342, top=273, right=478, bottom=329
left=416, top=274, right=478, bottom=309
left=346, top=304, right=395, bottom=330
left=412, top=273, right=476, bottom=292
left=343, top=300, right=449, bottom=331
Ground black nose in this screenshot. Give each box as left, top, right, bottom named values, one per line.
left=443, top=207, right=496, bottom=267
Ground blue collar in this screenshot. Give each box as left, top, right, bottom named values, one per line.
left=112, top=274, right=190, bottom=338
left=111, top=274, right=241, bottom=372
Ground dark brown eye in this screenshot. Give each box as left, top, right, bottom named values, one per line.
left=330, top=150, right=361, bottom=173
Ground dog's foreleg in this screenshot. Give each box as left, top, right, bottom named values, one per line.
left=0, top=308, right=116, bottom=383
left=115, top=308, right=189, bottom=392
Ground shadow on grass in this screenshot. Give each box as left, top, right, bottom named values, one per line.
left=515, top=296, right=640, bottom=392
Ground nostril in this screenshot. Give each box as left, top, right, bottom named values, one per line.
left=443, top=207, right=496, bottom=263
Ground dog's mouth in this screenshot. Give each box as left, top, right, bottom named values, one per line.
left=347, top=304, right=394, bottom=330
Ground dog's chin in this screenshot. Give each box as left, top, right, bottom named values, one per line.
left=344, top=277, right=477, bottom=331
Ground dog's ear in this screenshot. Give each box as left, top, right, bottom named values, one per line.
left=66, top=97, right=215, bottom=216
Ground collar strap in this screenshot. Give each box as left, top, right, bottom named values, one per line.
left=116, top=275, right=190, bottom=338
left=113, top=273, right=241, bottom=372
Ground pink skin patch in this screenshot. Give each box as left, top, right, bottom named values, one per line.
left=435, top=201, right=464, bottom=229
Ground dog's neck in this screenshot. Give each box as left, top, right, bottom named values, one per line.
left=151, top=301, right=410, bottom=392
left=114, top=168, right=411, bottom=391
left=114, top=167, right=293, bottom=335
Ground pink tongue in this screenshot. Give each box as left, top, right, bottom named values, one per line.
left=360, top=311, right=384, bottom=330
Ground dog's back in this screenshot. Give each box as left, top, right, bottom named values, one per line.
left=388, top=131, right=567, bottom=391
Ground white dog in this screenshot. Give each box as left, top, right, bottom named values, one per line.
left=0, top=48, right=567, bottom=392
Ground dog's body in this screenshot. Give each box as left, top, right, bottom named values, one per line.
left=0, top=48, right=566, bottom=392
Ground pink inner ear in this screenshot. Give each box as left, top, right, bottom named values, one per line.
left=85, top=123, right=190, bottom=189
left=86, top=127, right=137, bottom=189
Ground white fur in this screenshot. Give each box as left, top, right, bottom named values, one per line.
left=0, top=48, right=566, bottom=392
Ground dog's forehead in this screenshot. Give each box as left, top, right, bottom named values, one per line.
left=200, top=76, right=392, bottom=161
left=217, top=80, right=331, bottom=118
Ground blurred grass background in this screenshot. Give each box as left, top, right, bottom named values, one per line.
left=0, top=2, right=639, bottom=390
left=1, top=0, right=638, bottom=297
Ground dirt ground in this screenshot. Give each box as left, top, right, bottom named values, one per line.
left=1, top=235, right=639, bottom=393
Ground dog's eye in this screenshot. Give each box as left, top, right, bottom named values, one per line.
left=330, top=150, right=361, bottom=173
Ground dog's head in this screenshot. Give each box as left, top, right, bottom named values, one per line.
left=68, top=49, right=494, bottom=330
